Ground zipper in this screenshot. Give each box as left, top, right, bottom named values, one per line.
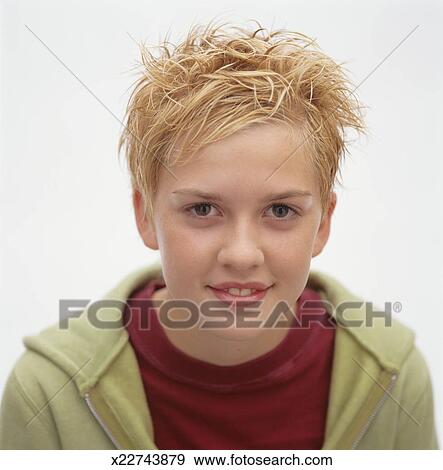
left=350, top=373, right=398, bottom=449
left=84, top=392, right=122, bottom=449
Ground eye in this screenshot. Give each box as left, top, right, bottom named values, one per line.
left=185, top=202, right=299, bottom=220
left=185, top=202, right=218, bottom=218
left=265, top=203, right=299, bottom=220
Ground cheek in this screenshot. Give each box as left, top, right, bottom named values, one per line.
left=159, top=215, right=318, bottom=264
left=266, top=234, right=314, bottom=292
left=267, top=228, right=315, bottom=262
left=165, top=217, right=220, bottom=250
left=159, top=221, right=213, bottom=269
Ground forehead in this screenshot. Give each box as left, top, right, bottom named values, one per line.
left=159, top=122, right=319, bottom=200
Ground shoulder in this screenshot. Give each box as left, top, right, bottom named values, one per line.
left=308, top=270, right=416, bottom=370
left=396, top=343, right=435, bottom=411
left=393, top=343, right=439, bottom=449
left=0, top=350, right=66, bottom=449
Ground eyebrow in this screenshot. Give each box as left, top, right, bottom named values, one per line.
left=172, top=188, right=313, bottom=201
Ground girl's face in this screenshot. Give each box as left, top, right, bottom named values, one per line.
left=134, top=122, right=336, bottom=344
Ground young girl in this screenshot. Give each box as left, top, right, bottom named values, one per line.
left=0, top=19, right=438, bottom=450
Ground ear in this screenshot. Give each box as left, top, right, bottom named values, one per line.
left=133, top=190, right=159, bottom=250
left=312, top=191, right=337, bottom=258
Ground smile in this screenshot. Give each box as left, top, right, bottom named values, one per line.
left=207, top=285, right=271, bottom=305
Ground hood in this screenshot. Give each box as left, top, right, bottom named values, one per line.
left=23, top=261, right=415, bottom=394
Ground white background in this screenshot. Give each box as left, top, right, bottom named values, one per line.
left=1, top=0, right=442, bottom=444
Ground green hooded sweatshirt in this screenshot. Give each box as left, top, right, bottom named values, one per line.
left=0, top=262, right=439, bottom=450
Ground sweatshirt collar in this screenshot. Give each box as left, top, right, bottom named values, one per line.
left=23, top=262, right=414, bottom=394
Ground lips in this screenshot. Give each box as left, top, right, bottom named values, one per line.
left=207, top=285, right=271, bottom=306
left=210, top=281, right=270, bottom=290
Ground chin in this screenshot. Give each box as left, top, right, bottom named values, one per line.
left=206, top=326, right=264, bottom=343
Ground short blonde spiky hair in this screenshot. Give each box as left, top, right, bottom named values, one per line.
left=118, top=19, right=366, bottom=221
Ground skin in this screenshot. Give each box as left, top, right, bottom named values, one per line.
left=133, top=121, right=337, bottom=366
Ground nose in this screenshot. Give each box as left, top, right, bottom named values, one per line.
left=217, top=220, right=265, bottom=270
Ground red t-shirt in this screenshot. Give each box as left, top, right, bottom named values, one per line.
left=123, top=279, right=336, bottom=450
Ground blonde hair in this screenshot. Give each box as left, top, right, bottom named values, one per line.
left=118, top=19, right=366, bottom=220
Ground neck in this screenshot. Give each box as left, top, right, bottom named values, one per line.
left=152, top=287, right=293, bottom=366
